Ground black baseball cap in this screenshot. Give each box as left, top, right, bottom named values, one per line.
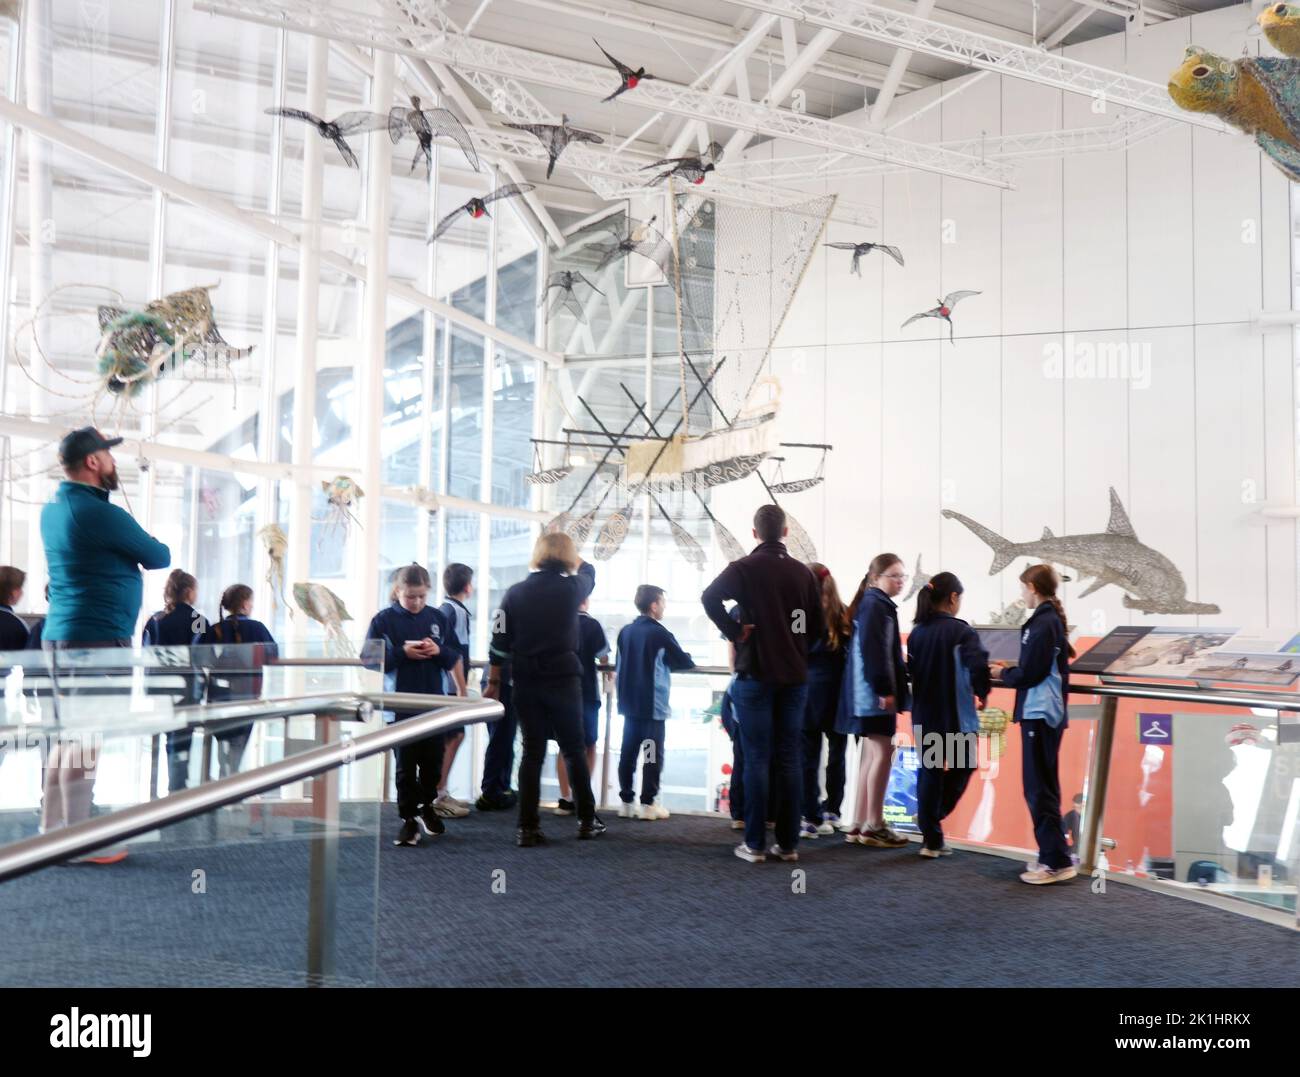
left=58, top=427, right=124, bottom=468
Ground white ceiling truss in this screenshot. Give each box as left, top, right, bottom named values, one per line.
left=204, top=0, right=1014, bottom=188
left=722, top=1, right=1229, bottom=131
left=198, top=0, right=1236, bottom=238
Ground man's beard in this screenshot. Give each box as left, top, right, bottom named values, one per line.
left=99, top=469, right=120, bottom=492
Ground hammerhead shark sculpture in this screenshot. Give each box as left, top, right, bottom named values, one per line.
left=942, top=488, right=1220, bottom=616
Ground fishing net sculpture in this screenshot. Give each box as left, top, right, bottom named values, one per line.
left=609, top=187, right=835, bottom=563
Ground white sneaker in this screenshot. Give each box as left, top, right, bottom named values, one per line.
left=432, top=793, right=469, bottom=818
left=651, top=799, right=670, bottom=819
left=815, top=819, right=835, bottom=835
left=618, top=801, right=636, bottom=819
left=767, top=843, right=799, bottom=862
left=919, top=845, right=953, bottom=858
left=734, top=843, right=766, bottom=864
left=1020, top=864, right=1078, bottom=885
left=730, top=819, right=746, bottom=830
left=638, top=802, right=659, bottom=820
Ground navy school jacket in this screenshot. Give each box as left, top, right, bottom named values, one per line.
left=200, top=615, right=278, bottom=702
left=1000, top=602, right=1070, bottom=727
left=578, top=610, right=610, bottom=706
left=143, top=602, right=210, bottom=705
left=804, top=634, right=846, bottom=732
left=615, top=614, right=695, bottom=722
left=439, top=596, right=472, bottom=673
left=365, top=601, right=463, bottom=698
left=0, top=605, right=30, bottom=652
left=489, top=561, right=595, bottom=680
left=835, top=587, right=910, bottom=735
left=906, top=613, right=991, bottom=737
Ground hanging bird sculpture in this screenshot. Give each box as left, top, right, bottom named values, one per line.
left=428, top=183, right=537, bottom=244
left=1259, top=5, right=1300, bottom=58
left=594, top=39, right=656, bottom=102
left=594, top=215, right=669, bottom=274
left=265, top=107, right=387, bottom=168
left=824, top=240, right=904, bottom=276
left=504, top=115, right=603, bottom=178
left=641, top=141, right=724, bottom=187
left=388, top=95, right=480, bottom=175
left=901, top=290, right=981, bottom=344
left=1167, top=46, right=1300, bottom=182
left=539, top=269, right=604, bottom=323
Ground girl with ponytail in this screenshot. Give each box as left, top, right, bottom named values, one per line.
left=906, top=571, right=990, bottom=857
left=834, top=553, right=911, bottom=848
left=201, top=583, right=278, bottom=779
left=798, top=564, right=851, bottom=837
left=996, top=564, right=1076, bottom=886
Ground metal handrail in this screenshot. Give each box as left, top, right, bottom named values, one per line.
left=0, top=694, right=502, bottom=883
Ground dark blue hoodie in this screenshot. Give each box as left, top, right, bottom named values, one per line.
left=616, top=614, right=694, bottom=721
left=366, top=600, right=462, bottom=696
left=906, top=612, right=991, bottom=736
left=1000, top=602, right=1070, bottom=727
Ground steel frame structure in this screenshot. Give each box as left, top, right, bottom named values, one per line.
left=721, top=0, right=1229, bottom=132
left=201, top=0, right=1015, bottom=188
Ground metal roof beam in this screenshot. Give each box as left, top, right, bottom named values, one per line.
left=721, top=0, right=1228, bottom=131
left=200, top=0, right=1012, bottom=188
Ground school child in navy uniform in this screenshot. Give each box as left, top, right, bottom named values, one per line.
left=615, top=585, right=695, bottom=820
left=556, top=597, right=609, bottom=815
left=718, top=601, right=747, bottom=831
left=798, top=564, right=850, bottom=839
left=143, top=569, right=209, bottom=791
left=994, top=564, right=1076, bottom=885
left=836, top=553, right=911, bottom=848
left=201, top=583, right=278, bottom=779
left=431, top=563, right=474, bottom=818
left=906, top=571, right=990, bottom=857
left=0, top=566, right=30, bottom=652
left=367, top=563, right=465, bottom=847
left=25, top=586, right=48, bottom=650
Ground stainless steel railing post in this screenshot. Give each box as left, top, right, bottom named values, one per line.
left=1079, top=694, right=1118, bottom=877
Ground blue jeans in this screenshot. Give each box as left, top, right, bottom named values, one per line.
left=730, top=677, right=808, bottom=852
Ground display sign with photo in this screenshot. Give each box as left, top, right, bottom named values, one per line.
left=1071, top=625, right=1300, bottom=687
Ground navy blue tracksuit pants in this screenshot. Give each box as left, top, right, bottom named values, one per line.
left=481, top=678, right=517, bottom=800
left=915, top=729, right=977, bottom=851
left=618, top=716, right=666, bottom=804
left=1021, top=720, right=1071, bottom=869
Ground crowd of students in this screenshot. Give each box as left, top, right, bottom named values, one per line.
left=2, top=482, right=1078, bottom=886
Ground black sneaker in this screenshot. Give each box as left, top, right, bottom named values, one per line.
left=418, top=806, right=445, bottom=837
left=553, top=798, right=575, bottom=816
left=577, top=816, right=607, bottom=840
left=476, top=793, right=507, bottom=811
left=500, top=789, right=519, bottom=808
left=394, top=819, right=420, bottom=847
left=516, top=827, right=547, bottom=847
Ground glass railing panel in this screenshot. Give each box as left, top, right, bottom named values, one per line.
left=0, top=752, right=384, bottom=987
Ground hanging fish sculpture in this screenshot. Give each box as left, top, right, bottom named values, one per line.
left=902, top=554, right=933, bottom=602
left=293, top=582, right=355, bottom=657
left=1259, top=5, right=1300, bottom=59
left=96, top=285, right=252, bottom=396
left=782, top=512, right=818, bottom=565
left=525, top=464, right=573, bottom=486
left=1167, top=46, right=1300, bottom=182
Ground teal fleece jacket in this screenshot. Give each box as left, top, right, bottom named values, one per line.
left=40, top=480, right=171, bottom=642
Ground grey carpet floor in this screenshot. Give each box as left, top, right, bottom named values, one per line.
left=1, top=807, right=1296, bottom=987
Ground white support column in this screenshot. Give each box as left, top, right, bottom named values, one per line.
left=357, top=48, right=394, bottom=615
left=0, top=19, right=25, bottom=564
left=288, top=33, right=328, bottom=625
left=22, top=0, right=53, bottom=599
left=143, top=0, right=177, bottom=545
left=257, top=26, right=287, bottom=632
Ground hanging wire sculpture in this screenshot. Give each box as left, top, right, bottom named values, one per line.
left=320, top=476, right=364, bottom=544
left=293, top=582, right=355, bottom=657
left=11, top=284, right=248, bottom=426
left=767, top=445, right=830, bottom=494
left=258, top=523, right=291, bottom=618
left=539, top=269, right=604, bottom=324
left=525, top=436, right=574, bottom=486
left=388, top=95, right=480, bottom=175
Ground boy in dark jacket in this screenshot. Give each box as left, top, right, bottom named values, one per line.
left=366, top=564, right=466, bottom=847
left=616, top=585, right=695, bottom=820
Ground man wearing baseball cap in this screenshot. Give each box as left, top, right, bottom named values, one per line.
left=39, top=426, right=170, bottom=863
